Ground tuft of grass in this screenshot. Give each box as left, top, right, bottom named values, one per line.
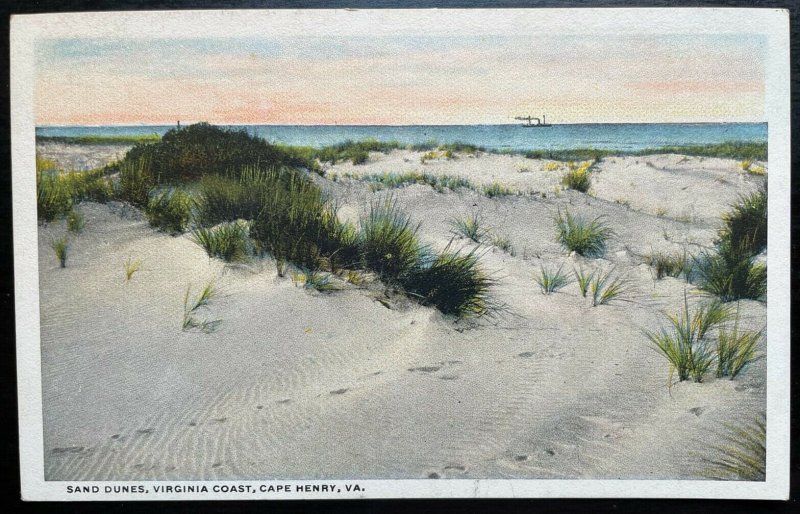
left=645, top=250, right=693, bottom=281
left=489, top=233, right=515, bottom=256
left=358, top=170, right=473, bottom=193
left=719, top=188, right=767, bottom=258
left=191, top=220, right=253, bottom=262
left=481, top=182, right=514, bottom=198
left=117, top=157, right=155, bottom=207
left=701, top=416, right=766, bottom=481
left=451, top=212, right=487, bottom=243
left=561, top=161, right=593, bottom=192
left=123, top=257, right=142, bottom=283
left=589, top=268, right=625, bottom=306
left=716, top=311, right=762, bottom=379
left=145, top=189, right=193, bottom=235
left=51, top=236, right=68, bottom=268
left=693, top=251, right=766, bottom=303
left=291, top=269, right=338, bottom=292
left=645, top=294, right=732, bottom=383
left=182, top=281, right=222, bottom=333
left=574, top=266, right=596, bottom=298
left=747, top=165, right=766, bottom=176
left=358, top=197, right=423, bottom=282
left=739, top=160, right=752, bottom=172
left=534, top=263, right=572, bottom=295
left=554, top=209, right=613, bottom=258
left=403, top=242, right=495, bottom=319
left=66, top=209, right=85, bottom=233
left=544, top=161, right=561, bottom=171
left=38, top=134, right=161, bottom=145
left=37, top=168, right=112, bottom=222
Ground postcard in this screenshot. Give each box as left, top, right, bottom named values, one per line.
left=11, top=8, right=790, bottom=500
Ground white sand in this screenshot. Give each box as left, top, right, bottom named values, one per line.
left=39, top=148, right=766, bottom=480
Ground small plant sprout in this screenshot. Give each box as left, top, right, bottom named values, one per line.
left=716, top=308, right=763, bottom=379
left=123, top=257, right=143, bottom=283
left=534, top=263, right=572, bottom=295
left=182, top=280, right=221, bottom=333
left=51, top=236, right=68, bottom=268
left=451, top=212, right=487, bottom=243
left=490, top=233, right=515, bottom=256
left=589, top=268, right=625, bottom=306
left=573, top=266, right=596, bottom=298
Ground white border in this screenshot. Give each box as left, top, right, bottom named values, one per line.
left=11, top=8, right=791, bottom=501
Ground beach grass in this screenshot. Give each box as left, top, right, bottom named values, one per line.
left=693, top=187, right=767, bottom=302
left=38, top=134, right=162, bottom=145
left=561, top=161, right=593, bottom=192
left=291, top=269, right=338, bottom=292
left=191, top=220, right=253, bottom=263
left=716, top=312, right=762, bottom=379
left=534, top=263, right=572, bottom=295
left=489, top=233, right=515, bottom=256
left=451, top=212, right=487, bottom=243
left=645, top=295, right=732, bottom=383
left=645, top=250, right=693, bottom=281
left=358, top=197, right=423, bottom=282
left=50, top=236, right=68, bottom=268
left=123, top=257, right=142, bottom=283
left=481, top=182, right=515, bottom=198
left=182, top=280, right=221, bottom=333
left=358, top=171, right=473, bottom=193
left=589, top=268, right=625, bottom=306
left=66, top=209, right=86, bottom=233
left=554, top=209, right=613, bottom=258
left=117, top=157, right=156, bottom=207
left=700, top=416, right=766, bottom=481
left=403, top=242, right=494, bottom=318
left=37, top=168, right=113, bottom=222
left=574, top=266, right=596, bottom=298
left=145, top=189, right=193, bottom=235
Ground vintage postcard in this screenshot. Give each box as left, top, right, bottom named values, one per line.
left=12, top=8, right=790, bottom=500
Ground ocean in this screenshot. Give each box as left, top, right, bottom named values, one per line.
left=35, top=123, right=767, bottom=153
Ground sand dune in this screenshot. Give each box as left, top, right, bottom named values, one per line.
left=39, top=149, right=766, bottom=480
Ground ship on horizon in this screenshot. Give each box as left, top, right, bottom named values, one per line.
left=515, top=114, right=552, bottom=127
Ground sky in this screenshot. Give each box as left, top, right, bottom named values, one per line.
left=35, top=33, right=766, bottom=125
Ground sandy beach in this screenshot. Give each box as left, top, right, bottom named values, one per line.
left=38, top=144, right=767, bottom=481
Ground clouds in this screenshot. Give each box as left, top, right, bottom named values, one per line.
left=35, top=33, right=766, bottom=125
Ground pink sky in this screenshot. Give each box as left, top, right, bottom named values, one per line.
left=36, top=34, right=766, bottom=125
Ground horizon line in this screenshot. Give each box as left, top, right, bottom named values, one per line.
left=35, top=120, right=768, bottom=128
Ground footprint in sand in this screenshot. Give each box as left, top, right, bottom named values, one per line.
left=408, top=366, right=441, bottom=373
left=188, top=421, right=197, bottom=427
left=135, top=428, right=154, bottom=435
left=517, top=351, right=535, bottom=358
left=438, top=374, right=459, bottom=380
left=110, top=434, right=121, bottom=440
left=444, top=465, right=466, bottom=473
left=514, top=455, right=529, bottom=462
left=277, top=399, right=291, bottom=404
left=52, top=446, right=87, bottom=455
left=427, top=472, right=440, bottom=479
left=212, top=462, right=222, bottom=468
left=212, top=417, right=227, bottom=424
left=330, top=388, right=349, bottom=395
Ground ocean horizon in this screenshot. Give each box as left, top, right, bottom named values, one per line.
left=36, top=122, right=767, bottom=153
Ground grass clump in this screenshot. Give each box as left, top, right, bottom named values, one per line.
left=117, top=157, right=156, bottom=207
left=645, top=250, right=693, bottom=281
left=145, top=189, right=193, bottom=235
left=560, top=161, right=593, bottom=192
left=51, top=236, right=68, bottom=268
left=534, top=263, right=572, bottom=294
left=359, top=171, right=473, bottom=193
left=589, top=268, right=625, bottom=306
left=481, top=183, right=514, bottom=198
left=191, top=220, right=253, bottom=263
left=196, top=167, right=271, bottom=226
left=403, top=243, right=494, bottom=318
left=315, top=139, right=401, bottom=165
left=38, top=134, right=161, bottom=145
left=694, top=187, right=767, bottom=302
left=37, top=167, right=113, bottom=222
left=700, top=416, right=766, bottom=481
left=123, top=257, right=142, bottom=283
left=636, top=141, right=767, bottom=161
left=66, top=208, right=85, bottom=233
left=451, top=212, right=486, bottom=243
left=574, top=266, right=596, bottom=297
left=358, top=197, right=422, bottom=282
left=716, top=312, right=762, bottom=379
left=291, top=269, right=338, bottom=292
left=489, top=234, right=515, bottom=256
left=182, top=281, right=221, bottom=333
left=554, top=209, right=613, bottom=258
left=645, top=295, right=732, bottom=383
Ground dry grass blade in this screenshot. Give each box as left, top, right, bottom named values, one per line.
left=700, top=416, right=766, bottom=481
